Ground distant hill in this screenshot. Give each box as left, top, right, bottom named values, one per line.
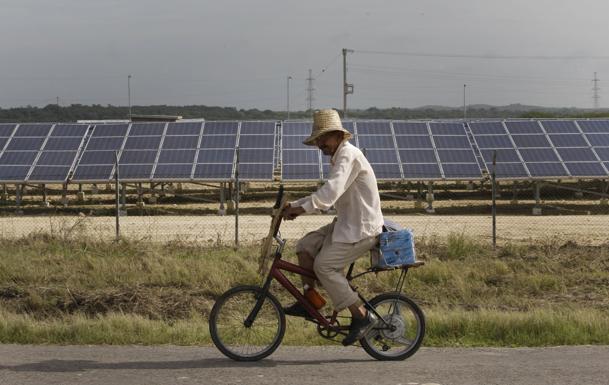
left=1, top=103, right=608, bottom=123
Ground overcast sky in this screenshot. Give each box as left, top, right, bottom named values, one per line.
left=1, top=0, right=608, bottom=110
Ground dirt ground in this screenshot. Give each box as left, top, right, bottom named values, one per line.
left=1, top=214, right=607, bottom=245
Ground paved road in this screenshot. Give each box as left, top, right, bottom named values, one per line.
left=1, top=345, right=607, bottom=385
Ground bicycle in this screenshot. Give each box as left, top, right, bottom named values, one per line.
left=209, top=186, right=425, bottom=361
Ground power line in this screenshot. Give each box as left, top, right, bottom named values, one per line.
left=355, top=49, right=609, bottom=60
left=592, top=72, right=601, bottom=109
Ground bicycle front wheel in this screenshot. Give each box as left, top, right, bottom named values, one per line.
left=209, top=285, right=285, bottom=361
left=361, top=292, right=425, bottom=361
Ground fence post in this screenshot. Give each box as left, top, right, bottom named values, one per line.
left=115, top=151, right=120, bottom=241
left=235, top=147, right=240, bottom=247
left=491, top=150, right=497, bottom=250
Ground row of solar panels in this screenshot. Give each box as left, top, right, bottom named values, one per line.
left=0, top=120, right=608, bottom=183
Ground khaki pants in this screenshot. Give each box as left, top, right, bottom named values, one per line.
left=295, top=220, right=379, bottom=311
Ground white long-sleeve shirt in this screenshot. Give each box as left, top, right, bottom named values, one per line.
left=291, top=140, right=384, bottom=243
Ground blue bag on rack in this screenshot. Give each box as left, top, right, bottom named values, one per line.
left=375, top=220, right=416, bottom=267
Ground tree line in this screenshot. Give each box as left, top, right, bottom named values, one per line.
left=1, top=103, right=608, bottom=123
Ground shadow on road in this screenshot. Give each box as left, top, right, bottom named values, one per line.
left=0, top=357, right=372, bottom=372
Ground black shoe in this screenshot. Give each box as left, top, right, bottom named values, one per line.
left=283, top=302, right=314, bottom=320
left=342, top=312, right=378, bottom=346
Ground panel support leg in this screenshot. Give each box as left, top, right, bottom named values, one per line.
left=425, top=181, right=435, bottom=214
left=532, top=182, right=542, bottom=215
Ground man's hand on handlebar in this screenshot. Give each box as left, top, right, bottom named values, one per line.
left=282, top=203, right=305, bottom=220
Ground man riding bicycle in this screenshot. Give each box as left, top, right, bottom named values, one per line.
left=282, top=108, right=384, bottom=346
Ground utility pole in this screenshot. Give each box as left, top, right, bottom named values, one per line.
left=342, top=48, right=354, bottom=118
left=128, top=74, right=132, bottom=121
left=287, top=75, right=292, bottom=120
left=592, top=72, right=600, bottom=109
left=463, top=84, right=467, bottom=121
left=306, top=69, right=315, bottom=113
left=56, top=96, right=60, bottom=107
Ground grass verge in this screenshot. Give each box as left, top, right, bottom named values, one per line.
left=0, top=232, right=608, bottom=346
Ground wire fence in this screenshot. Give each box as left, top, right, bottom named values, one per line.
left=0, top=178, right=607, bottom=247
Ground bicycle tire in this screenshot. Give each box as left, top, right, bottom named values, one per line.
left=209, top=285, right=286, bottom=361
left=360, top=292, right=425, bottom=361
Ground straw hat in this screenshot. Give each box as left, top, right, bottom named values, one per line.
left=303, top=109, right=352, bottom=146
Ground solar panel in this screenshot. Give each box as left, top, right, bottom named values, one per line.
left=86, top=137, right=125, bottom=151
left=519, top=149, right=559, bottom=162
left=0, top=124, right=17, bottom=137
left=0, top=165, right=32, bottom=181
left=474, top=135, right=513, bottom=148
left=7, top=137, right=46, bottom=151
left=395, top=136, right=432, bottom=148
left=398, top=149, right=437, bottom=163
left=365, top=149, right=399, bottom=164
left=486, top=163, right=528, bottom=178
left=91, top=124, right=129, bottom=137
left=239, top=149, right=274, bottom=163
left=238, top=135, right=274, bottom=149
left=527, top=163, right=568, bottom=177
left=392, top=121, right=428, bottom=135
left=237, top=163, right=274, bottom=180
left=281, top=122, right=321, bottom=181
left=0, top=138, right=8, bottom=150
left=72, top=124, right=129, bottom=182
left=162, top=135, right=199, bottom=149
left=14, top=124, right=52, bottom=137
left=433, top=136, right=471, bottom=149
left=442, top=163, right=482, bottom=179
left=548, top=134, right=588, bottom=147
left=194, top=163, right=233, bottom=179
left=557, top=148, right=597, bottom=162
left=577, top=120, right=609, bottom=133
left=43, top=137, right=83, bottom=151
left=117, top=164, right=153, bottom=180
left=51, top=124, right=89, bottom=137
left=282, top=149, right=319, bottom=164
left=79, top=151, right=116, bottom=165
left=585, top=134, right=609, bottom=147
left=0, top=151, right=37, bottom=165
left=437, top=149, right=477, bottom=163
left=429, top=122, right=465, bottom=135
left=402, top=163, right=442, bottom=179
left=511, top=135, right=551, bottom=148
left=357, top=135, right=394, bottom=149
left=203, top=121, right=238, bottom=135
left=123, top=136, right=163, bottom=150
left=197, top=149, right=235, bottom=163
left=356, top=121, right=392, bottom=135
left=28, top=166, right=72, bottom=182
left=283, top=136, right=308, bottom=149
left=166, top=122, right=203, bottom=136
left=37, top=151, right=77, bottom=166
left=153, top=164, right=193, bottom=179
left=72, top=165, right=114, bottom=181
left=158, top=149, right=197, bottom=164
left=469, top=122, right=506, bottom=135
left=540, top=120, right=579, bottom=133
left=282, top=164, right=321, bottom=180
left=480, top=149, right=520, bottom=163
left=120, top=150, right=158, bottom=164
left=283, top=122, right=311, bottom=136
left=505, top=121, right=543, bottom=134
left=564, top=162, right=607, bottom=177
left=240, top=121, right=276, bottom=135
left=129, top=122, right=166, bottom=136
left=370, top=163, right=402, bottom=179
left=595, top=148, right=609, bottom=161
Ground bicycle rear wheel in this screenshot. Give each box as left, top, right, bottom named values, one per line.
left=361, top=292, right=425, bottom=361
left=209, top=285, right=285, bottom=361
